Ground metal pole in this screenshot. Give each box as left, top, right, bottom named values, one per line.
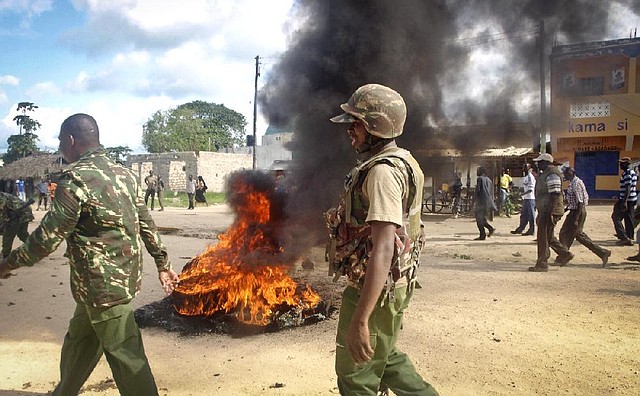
left=539, top=20, right=547, bottom=154
left=252, top=55, right=260, bottom=170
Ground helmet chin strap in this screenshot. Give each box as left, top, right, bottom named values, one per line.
left=356, top=134, right=391, bottom=154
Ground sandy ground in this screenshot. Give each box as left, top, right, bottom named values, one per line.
left=1, top=203, right=639, bottom=396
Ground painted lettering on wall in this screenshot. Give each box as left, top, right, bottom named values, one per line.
left=617, top=118, right=628, bottom=131
left=568, top=122, right=606, bottom=132
left=568, top=118, right=629, bottom=132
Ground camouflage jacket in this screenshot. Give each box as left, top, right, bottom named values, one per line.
left=325, top=146, right=425, bottom=290
left=7, top=147, right=172, bottom=308
left=0, top=192, right=34, bottom=225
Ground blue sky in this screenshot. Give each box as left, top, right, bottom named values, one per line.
left=0, top=0, right=294, bottom=152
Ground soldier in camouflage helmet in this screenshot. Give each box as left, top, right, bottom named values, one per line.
left=326, top=84, right=439, bottom=395
left=0, top=192, right=34, bottom=258
left=0, top=113, right=179, bottom=396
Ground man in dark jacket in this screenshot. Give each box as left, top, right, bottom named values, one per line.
left=529, top=153, right=572, bottom=272
left=474, top=167, right=496, bottom=240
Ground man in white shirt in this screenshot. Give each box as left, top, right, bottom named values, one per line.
left=511, top=163, right=536, bottom=236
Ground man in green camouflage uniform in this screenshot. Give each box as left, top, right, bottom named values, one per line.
left=0, top=113, right=180, bottom=396
left=0, top=192, right=34, bottom=258
left=326, top=84, right=439, bottom=395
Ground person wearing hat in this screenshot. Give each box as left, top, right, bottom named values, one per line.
left=612, top=156, right=637, bottom=246
left=529, top=153, right=572, bottom=272
left=557, top=167, right=611, bottom=267
left=325, top=84, right=438, bottom=395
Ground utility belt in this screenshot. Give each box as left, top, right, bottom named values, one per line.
left=345, top=262, right=420, bottom=305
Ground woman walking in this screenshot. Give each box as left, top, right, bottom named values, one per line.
left=195, top=176, right=208, bottom=207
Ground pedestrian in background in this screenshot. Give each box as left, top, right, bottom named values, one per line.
left=36, top=178, right=50, bottom=210
left=511, top=163, right=536, bottom=236
left=144, top=170, right=158, bottom=210
left=15, top=178, right=26, bottom=201
left=498, top=168, right=513, bottom=217
left=474, top=167, right=496, bottom=240
left=451, top=172, right=463, bottom=219
left=48, top=180, right=57, bottom=203
left=186, top=174, right=196, bottom=210
left=0, top=113, right=179, bottom=395
left=556, top=167, right=611, bottom=267
left=612, top=156, right=637, bottom=246
left=195, top=175, right=208, bottom=207
left=529, top=153, right=572, bottom=272
left=156, top=174, right=165, bottom=212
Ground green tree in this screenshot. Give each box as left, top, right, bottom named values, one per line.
left=4, top=102, right=41, bottom=164
left=105, top=146, right=133, bottom=164
left=141, top=101, right=247, bottom=153
left=142, top=108, right=206, bottom=153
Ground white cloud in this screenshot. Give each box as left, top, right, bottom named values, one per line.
left=25, top=81, right=60, bottom=99
left=0, top=75, right=19, bottom=85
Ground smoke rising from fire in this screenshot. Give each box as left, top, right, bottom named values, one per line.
left=259, top=0, right=639, bottom=246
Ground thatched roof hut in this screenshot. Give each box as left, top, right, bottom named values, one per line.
left=0, top=154, right=65, bottom=181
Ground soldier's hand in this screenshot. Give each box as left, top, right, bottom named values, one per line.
left=0, top=259, right=14, bottom=279
left=159, top=269, right=180, bottom=295
left=345, top=320, right=374, bottom=365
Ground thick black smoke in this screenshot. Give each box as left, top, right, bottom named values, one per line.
left=259, top=0, right=637, bottom=246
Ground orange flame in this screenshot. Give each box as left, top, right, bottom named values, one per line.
left=173, top=177, right=321, bottom=325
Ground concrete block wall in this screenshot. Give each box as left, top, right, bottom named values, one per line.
left=127, top=151, right=251, bottom=193
left=196, top=151, right=252, bottom=192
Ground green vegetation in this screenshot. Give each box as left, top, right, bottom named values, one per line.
left=160, top=191, right=226, bottom=207
left=142, top=100, right=247, bottom=153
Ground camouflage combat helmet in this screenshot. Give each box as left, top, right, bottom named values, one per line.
left=330, top=83, right=407, bottom=139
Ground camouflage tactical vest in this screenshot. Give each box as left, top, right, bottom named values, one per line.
left=325, top=147, right=425, bottom=299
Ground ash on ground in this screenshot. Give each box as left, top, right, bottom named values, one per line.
left=134, top=294, right=338, bottom=337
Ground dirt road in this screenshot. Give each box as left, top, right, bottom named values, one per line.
left=0, top=204, right=639, bottom=395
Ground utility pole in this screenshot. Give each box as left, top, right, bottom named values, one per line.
left=538, top=20, right=547, bottom=154
left=253, top=55, right=260, bottom=170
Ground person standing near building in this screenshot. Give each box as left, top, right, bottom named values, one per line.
left=529, top=153, right=572, bottom=272
left=195, top=175, right=208, bottom=207
left=556, top=167, right=611, bottom=267
left=451, top=172, right=463, bottom=219
left=156, top=174, right=165, bottom=212
left=612, top=156, right=637, bottom=246
left=0, top=192, right=34, bottom=258
left=498, top=168, right=513, bottom=217
left=48, top=180, right=57, bottom=203
left=511, top=163, right=536, bottom=236
left=35, top=178, right=50, bottom=210
left=474, top=167, right=496, bottom=240
left=15, top=178, right=26, bottom=201
left=186, top=174, right=196, bottom=210
left=144, top=169, right=158, bottom=210
left=0, top=113, right=179, bottom=395
left=326, top=84, right=438, bottom=395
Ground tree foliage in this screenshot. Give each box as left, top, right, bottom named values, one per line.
left=4, top=102, right=41, bottom=164
left=105, top=146, right=133, bottom=164
left=142, top=101, right=247, bottom=153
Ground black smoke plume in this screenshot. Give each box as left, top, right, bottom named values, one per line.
left=259, top=0, right=637, bottom=246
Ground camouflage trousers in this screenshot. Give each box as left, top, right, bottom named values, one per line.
left=2, top=220, right=30, bottom=258
left=335, top=285, right=439, bottom=396
left=52, top=302, right=158, bottom=396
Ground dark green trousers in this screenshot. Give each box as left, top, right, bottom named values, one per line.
left=335, top=285, right=439, bottom=396
left=2, top=220, right=29, bottom=258
left=52, top=303, right=158, bottom=396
